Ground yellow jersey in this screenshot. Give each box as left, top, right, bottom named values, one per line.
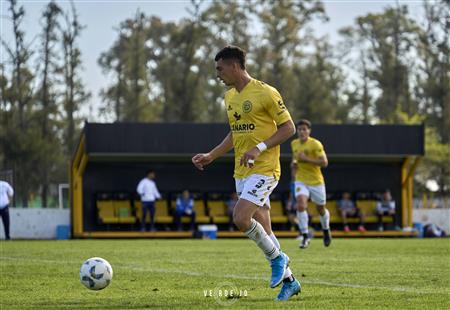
left=291, top=137, right=325, bottom=185
left=224, top=78, right=292, bottom=180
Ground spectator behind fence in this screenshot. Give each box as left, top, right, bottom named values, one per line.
left=226, top=192, right=238, bottom=231
left=337, top=192, right=366, bottom=233
left=0, top=180, right=14, bottom=240
left=376, top=189, right=398, bottom=231
left=174, top=190, right=196, bottom=231
left=137, top=169, right=161, bottom=232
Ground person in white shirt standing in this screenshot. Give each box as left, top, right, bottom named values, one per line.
left=137, top=169, right=161, bottom=231
left=0, top=180, right=14, bottom=240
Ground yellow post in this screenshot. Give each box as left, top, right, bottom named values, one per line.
left=401, top=157, right=422, bottom=227
left=407, top=173, right=413, bottom=227
left=71, top=135, right=86, bottom=237
left=72, top=174, right=82, bottom=236
left=401, top=158, right=411, bottom=227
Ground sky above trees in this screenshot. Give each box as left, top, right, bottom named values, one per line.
left=1, top=0, right=423, bottom=121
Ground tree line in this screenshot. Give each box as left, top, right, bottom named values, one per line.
left=1, top=0, right=449, bottom=206
left=1, top=0, right=89, bottom=207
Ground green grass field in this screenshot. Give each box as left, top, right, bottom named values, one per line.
left=1, top=238, right=449, bottom=309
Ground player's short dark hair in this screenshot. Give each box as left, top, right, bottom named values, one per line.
left=296, top=119, right=312, bottom=129
left=146, top=169, right=155, bottom=175
left=214, top=46, right=246, bottom=69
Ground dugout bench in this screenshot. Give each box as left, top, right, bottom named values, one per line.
left=71, top=122, right=423, bottom=238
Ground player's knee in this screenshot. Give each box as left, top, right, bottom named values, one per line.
left=296, top=201, right=307, bottom=212
left=317, top=205, right=326, bottom=215
left=233, top=213, right=251, bottom=232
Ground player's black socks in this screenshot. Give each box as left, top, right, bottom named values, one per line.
left=302, top=233, right=308, bottom=240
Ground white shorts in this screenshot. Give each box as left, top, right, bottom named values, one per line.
left=294, top=181, right=326, bottom=205
left=235, top=174, right=279, bottom=207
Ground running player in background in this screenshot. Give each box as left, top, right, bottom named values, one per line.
left=192, top=46, right=301, bottom=301
left=291, top=119, right=331, bottom=249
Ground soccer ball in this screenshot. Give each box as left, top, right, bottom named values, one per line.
left=80, top=257, right=113, bottom=290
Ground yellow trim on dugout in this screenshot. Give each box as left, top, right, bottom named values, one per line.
left=401, top=156, right=422, bottom=227
left=72, top=134, right=86, bottom=237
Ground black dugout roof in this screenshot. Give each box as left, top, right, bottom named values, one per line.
left=83, top=122, right=424, bottom=159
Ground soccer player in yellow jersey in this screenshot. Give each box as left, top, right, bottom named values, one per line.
left=291, top=119, right=331, bottom=249
left=192, top=46, right=301, bottom=301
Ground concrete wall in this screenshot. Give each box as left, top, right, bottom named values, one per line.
left=0, top=208, right=70, bottom=240
left=1, top=208, right=448, bottom=239
left=413, top=209, right=450, bottom=234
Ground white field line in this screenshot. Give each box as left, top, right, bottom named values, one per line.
left=1, top=256, right=449, bottom=296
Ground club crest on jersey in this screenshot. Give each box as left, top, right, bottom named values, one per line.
left=233, top=112, right=241, bottom=121
left=242, top=100, right=252, bottom=113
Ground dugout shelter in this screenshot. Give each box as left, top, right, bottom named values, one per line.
left=71, top=122, right=423, bottom=238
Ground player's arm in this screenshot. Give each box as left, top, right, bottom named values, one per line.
left=298, top=152, right=328, bottom=168
left=290, top=142, right=298, bottom=168
left=136, top=181, right=143, bottom=195
left=290, top=142, right=298, bottom=180
left=263, top=120, right=296, bottom=149
left=7, top=184, right=14, bottom=200
left=192, top=132, right=233, bottom=171
left=240, top=120, right=295, bottom=167
left=153, top=183, right=161, bottom=200
left=290, top=160, right=297, bottom=178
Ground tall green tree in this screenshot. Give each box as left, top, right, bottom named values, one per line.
left=98, top=31, right=128, bottom=121
left=196, top=0, right=252, bottom=122
left=61, top=1, right=90, bottom=156
left=36, top=1, right=62, bottom=207
left=414, top=0, right=450, bottom=194
left=99, top=11, right=155, bottom=122
left=291, top=40, right=345, bottom=123
left=0, top=0, right=40, bottom=207
left=100, top=1, right=214, bottom=122
left=250, top=0, right=329, bottom=119
left=199, top=0, right=251, bottom=49
left=340, top=6, right=420, bottom=123
left=152, top=1, right=210, bottom=122
left=416, top=0, right=450, bottom=143
left=338, top=27, right=375, bottom=124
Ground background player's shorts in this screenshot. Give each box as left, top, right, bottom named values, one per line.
left=294, top=181, right=326, bottom=205
left=235, top=174, right=278, bottom=207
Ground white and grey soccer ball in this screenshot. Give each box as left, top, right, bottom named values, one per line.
left=80, top=257, right=113, bottom=290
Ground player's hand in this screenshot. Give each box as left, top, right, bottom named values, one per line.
left=240, top=147, right=261, bottom=168
left=298, top=152, right=309, bottom=162
left=192, top=153, right=213, bottom=171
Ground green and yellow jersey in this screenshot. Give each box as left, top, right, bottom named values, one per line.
left=291, top=137, right=325, bottom=186
left=224, top=78, right=292, bottom=180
